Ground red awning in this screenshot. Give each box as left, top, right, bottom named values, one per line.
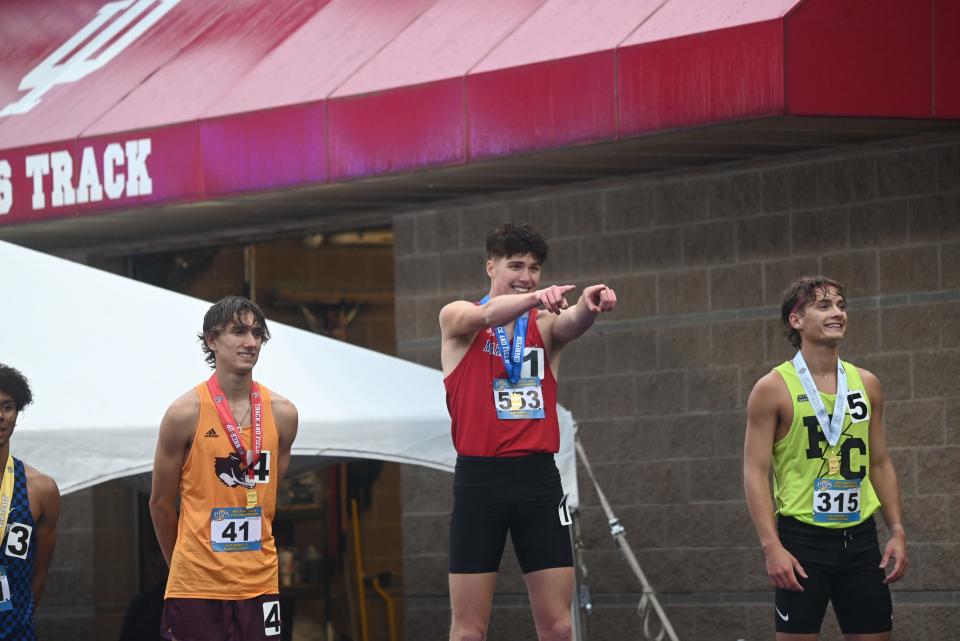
left=0, top=0, right=956, bottom=233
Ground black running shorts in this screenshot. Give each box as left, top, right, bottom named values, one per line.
left=774, top=516, right=892, bottom=635
left=449, top=454, right=573, bottom=574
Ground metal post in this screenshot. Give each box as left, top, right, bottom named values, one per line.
left=576, top=439, right=681, bottom=641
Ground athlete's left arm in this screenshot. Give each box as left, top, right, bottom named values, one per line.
left=548, top=284, right=617, bottom=360
left=272, top=395, right=299, bottom=487
left=27, top=468, right=60, bottom=606
left=862, top=368, right=908, bottom=584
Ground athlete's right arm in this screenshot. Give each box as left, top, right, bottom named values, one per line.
left=743, top=372, right=807, bottom=592
left=439, top=287, right=577, bottom=374
left=149, top=392, right=198, bottom=567
left=439, top=286, right=577, bottom=338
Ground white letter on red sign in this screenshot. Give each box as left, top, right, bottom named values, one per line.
left=0, top=0, right=182, bottom=117
left=50, top=150, right=76, bottom=207
left=103, top=143, right=125, bottom=200
left=76, top=146, right=104, bottom=204
left=125, top=138, right=152, bottom=197
left=25, top=153, right=50, bottom=210
left=0, top=161, right=11, bottom=215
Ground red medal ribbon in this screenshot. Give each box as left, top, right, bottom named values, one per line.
left=206, top=374, right=262, bottom=481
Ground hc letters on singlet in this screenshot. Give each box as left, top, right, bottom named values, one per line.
left=808, top=390, right=871, bottom=524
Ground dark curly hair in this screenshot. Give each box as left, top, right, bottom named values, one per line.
left=0, top=364, right=33, bottom=412
left=486, top=223, right=548, bottom=263
left=198, top=296, right=271, bottom=368
left=780, top=276, right=846, bottom=349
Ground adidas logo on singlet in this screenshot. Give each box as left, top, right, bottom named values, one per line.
left=797, top=394, right=809, bottom=403
left=204, top=428, right=219, bottom=438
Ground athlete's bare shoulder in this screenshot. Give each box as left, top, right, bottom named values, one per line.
left=167, top=387, right=200, bottom=416
left=161, top=388, right=201, bottom=441
left=23, top=462, right=60, bottom=515
left=855, top=367, right=884, bottom=403
left=439, top=300, right=482, bottom=340
left=268, top=390, right=298, bottom=450
left=752, top=368, right=789, bottom=396
left=748, top=369, right=792, bottom=412
left=269, top=390, right=298, bottom=423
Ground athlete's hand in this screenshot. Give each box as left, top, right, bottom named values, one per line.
left=880, top=531, right=908, bottom=583
left=536, top=285, right=576, bottom=315
left=765, top=543, right=807, bottom=591
left=582, top=284, right=617, bottom=313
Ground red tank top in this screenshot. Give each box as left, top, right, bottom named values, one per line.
left=444, top=308, right=560, bottom=456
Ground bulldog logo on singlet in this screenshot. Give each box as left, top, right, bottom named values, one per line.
left=214, top=452, right=255, bottom=489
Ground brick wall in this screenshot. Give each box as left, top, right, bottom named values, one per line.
left=36, top=482, right=139, bottom=641
left=395, top=132, right=960, bottom=641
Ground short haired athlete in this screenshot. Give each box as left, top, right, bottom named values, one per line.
left=150, top=296, right=298, bottom=641
left=0, top=364, right=60, bottom=641
left=440, top=223, right=617, bottom=641
left=744, top=277, right=907, bottom=640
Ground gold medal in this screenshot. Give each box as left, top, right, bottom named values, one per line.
left=828, top=455, right=840, bottom=476
left=510, top=392, right=523, bottom=412
left=246, top=488, right=258, bottom=509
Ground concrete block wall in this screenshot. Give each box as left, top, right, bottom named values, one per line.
left=36, top=482, right=139, bottom=641
left=395, top=132, right=960, bottom=641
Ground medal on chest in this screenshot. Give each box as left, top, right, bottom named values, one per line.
left=482, top=298, right=548, bottom=421
left=207, top=375, right=264, bottom=507
left=827, top=447, right=841, bottom=476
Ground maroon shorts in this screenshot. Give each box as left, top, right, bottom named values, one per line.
left=161, top=594, right=281, bottom=641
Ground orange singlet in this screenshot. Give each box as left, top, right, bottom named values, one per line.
left=165, top=382, right=279, bottom=600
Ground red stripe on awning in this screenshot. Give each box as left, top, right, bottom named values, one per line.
left=934, top=0, right=960, bottom=118
left=787, top=0, right=932, bottom=118
left=0, top=0, right=956, bottom=227
left=618, top=20, right=785, bottom=135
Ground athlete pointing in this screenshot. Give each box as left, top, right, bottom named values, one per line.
left=440, top=224, right=616, bottom=641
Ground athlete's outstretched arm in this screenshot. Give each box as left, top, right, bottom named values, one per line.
left=149, top=392, right=198, bottom=567
left=743, top=372, right=807, bottom=592
left=28, top=470, right=60, bottom=606
left=549, top=284, right=617, bottom=347
left=438, top=286, right=576, bottom=340
left=862, top=369, right=908, bottom=584
left=272, top=395, right=298, bottom=487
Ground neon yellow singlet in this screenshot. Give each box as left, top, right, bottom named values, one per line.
left=772, top=360, right=881, bottom=528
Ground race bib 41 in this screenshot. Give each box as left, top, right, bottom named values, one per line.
left=211, top=507, right=262, bottom=552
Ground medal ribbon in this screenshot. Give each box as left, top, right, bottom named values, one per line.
left=792, top=351, right=847, bottom=447
left=0, top=455, right=14, bottom=543
left=206, top=375, right=262, bottom=481
left=480, top=295, right=528, bottom=385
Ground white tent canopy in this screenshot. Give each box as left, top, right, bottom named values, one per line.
left=1, top=241, right=577, bottom=504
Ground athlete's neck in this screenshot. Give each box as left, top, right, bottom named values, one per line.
left=799, top=342, right=840, bottom=382
left=214, top=369, right=253, bottom=403
left=0, top=442, right=10, bottom=480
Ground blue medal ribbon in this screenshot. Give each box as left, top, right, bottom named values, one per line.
left=480, top=295, right=528, bottom=385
